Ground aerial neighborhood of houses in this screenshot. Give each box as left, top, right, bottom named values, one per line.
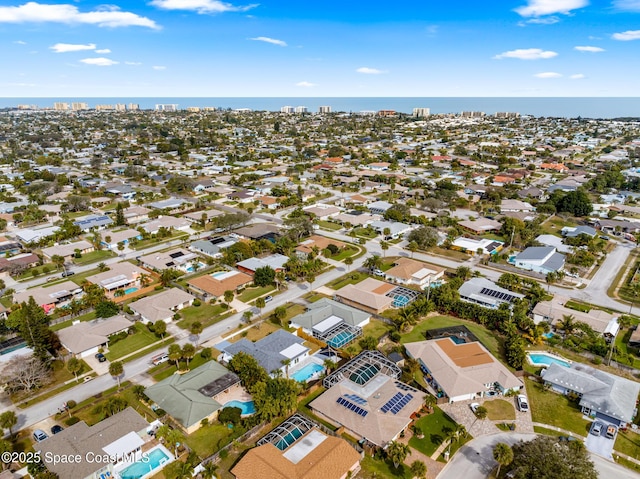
left=0, top=104, right=639, bottom=479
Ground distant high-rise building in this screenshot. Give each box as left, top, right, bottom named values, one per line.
left=95, top=104, right=114, bottom=111
left=377, top=110, right=396, bottom=117
left=115, top=103, right=127, bottom=111
left=495, top=112, right=520, bottom=118
left=128, top=103, right=140, bottom=111
left=294, top=106, right=308, bottom=113
left=413, top=107, right=430, bottom=117
left=71, top=102, right=89, bottom=111
left=17, top=104, right=36, bottom=110
left=53, top=102, right=69, bottom=111
left=186, top=107, right=201, bottom=112
left=155, top=104, right=178, bottom=112
left=460, top=111, right=485, bottom=118
left=318, top=105, right=332, bottom=113
left=280, top=106, right=295, bottom=113
left=203, top=107, right=217, bottom=111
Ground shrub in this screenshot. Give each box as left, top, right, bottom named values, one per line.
left=66, top=400, right=77, bottom=409
left=200, top=418, right=209, bottom=427
left=65, top=416, right=80, bottom=426
left=192, top=298, right=201, bottom=307
left=42, top=265, right=52, bottom=274
left=154, top=285, right=163, bottom=291
left=390, top=331, right=401, bottom=342
left=155, top=409, right=166, bottom=417
left=592, top=356, right=603, bottom=365
left=200, top=348, right=212, bottom=360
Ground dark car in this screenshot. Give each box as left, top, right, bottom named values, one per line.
left=51, top=425, right=64, bottom=435
left=61, top=271, right=75, bottom=277
left=95, top=353, right=107, bottom=363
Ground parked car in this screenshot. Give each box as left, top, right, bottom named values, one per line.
left=469, top=402, right=480, bottom=414
left=61, top=271, right=75, bottom=277
left=591, top=422, right=603, bottom=436
left=374, top=269, right=385, bottom=276
left=264, top=295, right=273, bottom=303
left=606, top=425, right=617, bottom=439
left=517, top=395, right=529, bottom=412
left=95, top=353, right=107, bottom=363
left=50, top=425, right=64, bottom=435
left=33, top=429, right=48, bottom=442
left=558, top=435, right=578, bottom=443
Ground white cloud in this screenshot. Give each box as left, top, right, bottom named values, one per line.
left=249, top=36, right=287, bottom=47
left=534, top=71, right=562, bottom=78
left=13, top=40, right=27, bottom=45
left=522, top=15, right=560, bottom=24
left=0, top=2, right=159, bottom=28
left=613, top=30, right=640, bottom=41
left=50, top=42, right=96, bottom=53
left=152, top=65, right=166, bottom=70
left=570, top=73, right=586, bottom=79
left=574, top=45, right=604, bottom=52
left=95, top=48, right=111, bottom=54
left=150, top=0, right=257, bottom=14
left=125, top=61, right=142, bottom=65
left=493, top=48, right=558, bottom=60
left=295, top=81, right=316, bottom=87
left=515, top=0, right=588, bottom=17
left=613, top=0, right=640, bottom=11
left=80, top=57, right=118, bottom=66
left=356, top=67, right=387, bottom=74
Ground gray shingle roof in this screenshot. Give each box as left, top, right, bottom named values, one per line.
left=290, top=298, right=370, bottom=330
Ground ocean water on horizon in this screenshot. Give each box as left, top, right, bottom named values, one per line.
left=1, top=97, right=640, bottom=119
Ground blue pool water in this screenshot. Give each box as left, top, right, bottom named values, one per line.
left=291, top=363, right=324, bottom=382
left=543, top=332, right=555, bottom=339
left=393, top=295, right=410, bottom=307
left=327, top=330, right=357, bottom=348
left=119, top=448, right=170, bottom=479
left=449, top=336, right=466, bottom=344
left=212, top=271, right=228, bottom=278
left=275, top=428, right=303, bottom=450
left=224, top=400, right=256, bottom=415
left=124, top=287, right=138, bottom=295
left=528, top=353, right=571, bottom=368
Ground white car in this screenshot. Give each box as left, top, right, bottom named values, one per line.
left=470, top=402, right=480, bottom=414
left=517, top=395, right=529, bottom=412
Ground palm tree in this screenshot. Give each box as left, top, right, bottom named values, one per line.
left=255, top=297, right=266, bottom=317
left=363, top=254, right=383, bottom=274
left=545, top=271, right=557, bottom=292
left=223, top=289, right=235, bottom=307
left=200, top=462, right=218, bottom=479
left=424, top=394, right=436, bottom=413
left=182, top=343, right=196, bottom=369
left=168, top=344, right=182, bottom=369
left=190, top=321, right=203, bottom=346
left=380, top=240, right=389, bottom=258
left=410, top=460, right=427, bottom=479
left=407, top=241, right=419, bottom=258
left=281, top=358, right=291, bottom=378
left=97, top=262, right=108, bottom=272
left=114, top=289, right=125, bottom=298
left=558, top=314, right=577, bottom=335
left=139, top=272, right=151, bottom=288
left=472, top=405, right=488, bottom=429
left=448, top=424, right=467, bottom=455
left=344, top=256, right=353, bottom=271
left=455, top=266, right=472, bottom=280
left=493, top=442, right=514, bottom=478
left=109, top=361, right=124, bottom=388
left=274, top=271, right=286, bottom=291
left=67, top=357, right=82, bottom=382
left=386, top=440, right=411, bottom=469
left=51, top=254, right=65, bottom=272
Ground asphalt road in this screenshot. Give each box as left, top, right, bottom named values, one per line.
left=437, top=433, right=640, bottom=479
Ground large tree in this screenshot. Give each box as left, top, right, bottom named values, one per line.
left=493, top=442, right=513, bottom=478
left=508, top=436, right=597, bottom=479
left=1, top=355, right=51, bottom=392
left=253, top=266, right=275, bottom=287
left=228, top=351, right=269, bottom=387
left=387, top=441, right=411, bottom=469
left=109, top=361, right=124, bottom=388
left=6, top=297, right=55, bottom=362
left=407, top=226, right=439, bottom=250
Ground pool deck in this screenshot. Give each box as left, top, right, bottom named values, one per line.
left=216, top=387, right=252, bottom=405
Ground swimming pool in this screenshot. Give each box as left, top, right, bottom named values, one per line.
left=124, top=287, right=138, bottom=295
left=118, top=447, right=171, bottom=479
left=185, top=262, right=205, bottom=273
left=291, top=363, right=324, bottom=382
left=527, top=352, right=571, bottom=368
left=223, top=400, right=256, bottom=415
left=327, top=330, right=357, bottom=348
left=393, top=295, right=410, bottom=308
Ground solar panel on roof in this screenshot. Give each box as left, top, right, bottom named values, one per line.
left=337, top=397, right=368, bottom=417
left=169, top=251, right=184, bottom=259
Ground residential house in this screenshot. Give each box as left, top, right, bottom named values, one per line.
left=140, top=216, right=190, bottom=235
left=85, top=262, right=145, bottom=297
left=289, top=298, right=370, bottom=348
left=234, top=223, right=281, bottom=242
left=138, top=248, right=201, bottom=273
left=295, top=235, right=346, bottom=259
left=303, top=204, right=341, bottom=220
left=13, top=226, right=60, bottom=244
left=100, top=228, right=142, bottom=250
left=370, top=220, right=412, bottom=239
left=561, top=225, right=597, bottom=238
left=149, top=197, right=189, bottom=212
left=73, top=214, right=113, bottom=232
left=458, top=218, right=502, bottom=234
left=128, top=288, right=195, bottom=323
left=384, top=258, right=444, bottom=288
left=41, top=240, right=94, bottom=261
left=367, top=201, right=393, bottom=215
left=187, top=270, right=253, bottom=299
left=0, top=253, right=40, bottom=275
left=193, top=179, right=217, bottom=194
left=58, top=315, right=131, bottom=358
left=532, top=295, right=619, bottom=335
left=145, top=361, right=242, bottom=433
left=310, top=351, right=423, bottom=447
left=183, top=208, right=224, bottom=224
left=500, top=200, right=535, bottom=213
left=541, top=363, right=640, bottom=427
left=236, top=254, right=289, bottom=275
left=190, top=236, right=238, bottom=258
left=334, top=278, right=395, bottom=315
left=14, top=280, right=83, bottom=314
left=451, top=237, right=504, bottom=256
left=35, top=408, right=156, bottom=479
left=122, top=206, right=150, bottom=224
left=405, top=338, right=523, bottom=402
left=0, top=237, right=22, bottom=257
left=458, top=277, right=524, bottom=309
left=232, top=417, right=361, bottom=479
left=104, top=183, right=136, bottom=200
left=513, top=246, right=565, bottom=274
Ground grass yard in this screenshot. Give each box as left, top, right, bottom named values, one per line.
left=237, top=285, right=275, bottom=303
left=409, top=407, right=460, bottom=456
left=297, top=387, right=339, bottom=432
left=302, top=292, right=331, bottom=303
left=150, top=353, right=212, bottom=381
left=540, top=216, right=578, bottom=237
left=614, top=329, right=640, bottom=369
left=72, top=249, right=116, bottom=265
left=615, top=430, right=640, bottom=461
left=401, top=316, right=505, bottom=364
left=316, top=220, right=342, bottom=231
left=176, top=302, right=233, bottom=330
left=533, top=425, right=566, bottom=437
left=17, top=264, right=60, bottom=280
left=131, top=231, right=189, bottom=250
left=483, top=399, right=516, bottom=421
left=353, top=227, right=378, bottom=239
left=363, top=319, right=394, bottom=339
left=326, top=271, right=367, bottom=290
left=564, top=300, right=591, bottom=313
left=332, top=246, right=359, bottom=261
left=227, top=322, right=281, bottom=343
left=185, top=422, right=245, bottom=459
left=105, top=323, right=163, bottom=361
left=359, top=455, right=412, bottom=479
left=525, top=378, right=590, bottom=436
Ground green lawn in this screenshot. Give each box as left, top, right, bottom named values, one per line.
left=615, top=431, right=640, bottom=461
left=73, top=249, right=116, bottom=265
left=104, top=323, right=163, bottom=361
left=237, top=285, right=276, bottom=303
left=354, top=227, right=378, bottom=239
left=533, top=425, right=566, bottom=437
left=409, top=407, right=459, bottom=456
left=363, top=319, right=394, bottom=339
left=359, top=455, right=412, bottom=479
left=316, top=220, right=342, bottom=231
left=429, top=246, right=470, bottom=261
left=131, top=231, right=189, bottom=250
left=327, top=271, right=368, bottom=290
left=401, top=316, right=505, bottom=364
left=185, top=422, right=244, bottom=459
left=176, top=302, right=233, bottom=330
left=151, top=353, right=212, bottom=381
left=614, top=329, right=640, bottom=369
left=303, top=292, right=330, bottom=303
left=564, top=300, right=591, bottom=313
left=17, top=264, right=60, bottom=280
left=525, top=378, right=590, bottom=436
left=51, top=311, right=97, bottom=331
left=540, top=216, right=578, bottom=237
left=483, top=399, right=516, bottom=421
left=332, top=246, right=359, bottom=261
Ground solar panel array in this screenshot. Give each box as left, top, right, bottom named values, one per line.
left=381, top=392, right=414, bottom=414
left=479, top=287, right=518, bottom=303
left=344, top=394, right=367, bottom=405
left=337, top=396, right=368, bottom=417
left=395, top=381, right=417, bottom=392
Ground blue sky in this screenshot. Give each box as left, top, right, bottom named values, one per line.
left=1, top=0, right=639, bottom=96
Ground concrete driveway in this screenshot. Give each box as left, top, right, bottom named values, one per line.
left=83, top=354, right=110, bottom=376
left=585, top=421, right=615, bottom=460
